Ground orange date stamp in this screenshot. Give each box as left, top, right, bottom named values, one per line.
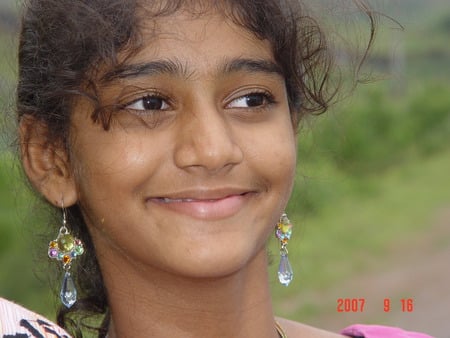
left=336, top=298, right=414, bottom=313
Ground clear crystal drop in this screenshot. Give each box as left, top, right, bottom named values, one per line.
left=60, top=272, right=77, bottom=308
left=278, top=253, right=293, bottom=286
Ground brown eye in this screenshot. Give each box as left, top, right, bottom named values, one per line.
left=126, top=95, right=169, bottom=111
left=227, top=92, right=273, bottom=108
left=244, top=94, right=265, bottom=107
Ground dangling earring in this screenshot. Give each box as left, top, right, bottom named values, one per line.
left=275, top=213, right=293, bottom=286
left=48, top=203, right=84, bottom=308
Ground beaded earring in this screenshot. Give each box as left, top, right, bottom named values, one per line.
left=48, top=204, right=84, bottom=308
left=275, top=213, right=293, bottom=286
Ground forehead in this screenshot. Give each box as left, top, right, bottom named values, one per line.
left=120, top=10, right=275, bottom=74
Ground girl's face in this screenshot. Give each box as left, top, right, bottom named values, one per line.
left=69, top=11, right=297, bottom=278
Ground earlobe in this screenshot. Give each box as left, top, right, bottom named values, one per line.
left=19, top=115, right=78, bottom=207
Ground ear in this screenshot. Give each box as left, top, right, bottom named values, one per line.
left=19, top=115, right=78, bottom=207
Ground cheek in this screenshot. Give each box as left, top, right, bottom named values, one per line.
left=270, top=136, right=297, bottom=196
left=244, top=123, right=297, bottom=193
left=70, top=133, right=156, bottom=206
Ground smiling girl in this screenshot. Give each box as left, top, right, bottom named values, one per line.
left=0, top=0, right=433, bottom=337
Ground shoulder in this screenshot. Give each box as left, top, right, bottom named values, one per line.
left=341, top=324, right=434, bottom=338
left=276, top=317, right=347, bottom=338
left=0, top=297, right=71, bottom=338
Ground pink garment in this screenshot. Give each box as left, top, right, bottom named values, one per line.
left=341, top=324, right=434, bottom=338
left=0, top=297, right=70, bottom=337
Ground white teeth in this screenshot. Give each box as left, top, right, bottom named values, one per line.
left=161, top=198, right=194, bottom=203
left=159, top=198, right=222, bottom=203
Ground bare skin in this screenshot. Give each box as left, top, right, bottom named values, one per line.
left=21, top=9, right=347, bottom=338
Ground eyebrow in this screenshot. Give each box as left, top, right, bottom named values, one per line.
left=221, top=58, right=283, bottom=76
left=101, top=57, right=283, bottom=82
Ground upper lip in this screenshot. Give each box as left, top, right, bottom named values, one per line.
left=146, top=187, right=256, bottom=201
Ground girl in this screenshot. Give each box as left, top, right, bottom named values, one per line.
left=1, top=0, right=432, bottom=337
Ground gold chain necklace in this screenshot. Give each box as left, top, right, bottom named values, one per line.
left=275, top=321, right=288, bottom=338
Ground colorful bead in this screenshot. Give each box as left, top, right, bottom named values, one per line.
left=48, top=248, right=58, bottom=258
left=58, top=234, right=75, bottom=252
left=75, top=245, right=84, bottom=255
left=275, top=218, right=292, bottom=241
left=48, top=229, right=84, bottom=267
left=63, top=255, right=71, bottom=265
left=280, top=222, right=292, bottom=234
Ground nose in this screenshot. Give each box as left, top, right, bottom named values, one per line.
left=173, top=104, right=243, bottom=173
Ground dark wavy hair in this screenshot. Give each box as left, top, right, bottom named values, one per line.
left=17, top=0, right=376, bottom=336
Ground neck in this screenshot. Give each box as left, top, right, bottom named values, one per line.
left=100, top=248, right=279, bottom=338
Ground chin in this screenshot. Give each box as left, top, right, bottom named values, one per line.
left=165, top=238, right=266, bottom=280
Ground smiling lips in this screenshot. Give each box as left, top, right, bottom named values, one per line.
left=147, top=190, right=255, bottom=220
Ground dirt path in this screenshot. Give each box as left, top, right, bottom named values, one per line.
left=297, top=208, right=450, bottom=338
